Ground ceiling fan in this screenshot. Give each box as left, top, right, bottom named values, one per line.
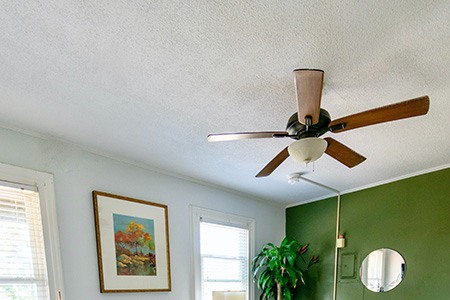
left=207, top=69, right=430, bottom=177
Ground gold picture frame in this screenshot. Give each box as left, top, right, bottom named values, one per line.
left=93, top=191, right=171, bottom=293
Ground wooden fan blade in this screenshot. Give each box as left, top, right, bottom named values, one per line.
left=207, top=131, right=289, bottom=142
left=329, top=96, right=430, bottom=133
left=256, top=147, right=290, bottom=177
left=294, top=69, right=324, bottom=125
left=324, top=137, right=366, bottom=168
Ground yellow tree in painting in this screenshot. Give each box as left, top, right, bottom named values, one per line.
left=125, top=221, right=152, bottom=254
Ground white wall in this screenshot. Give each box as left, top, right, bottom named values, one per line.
left=0, top=127, right=285, bottom=300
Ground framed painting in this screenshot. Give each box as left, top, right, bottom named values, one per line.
left=93, top=191, right=171, bottom=292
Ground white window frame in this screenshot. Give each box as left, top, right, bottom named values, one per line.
left=0, top=162, right=64, bottom=300
left=191, top=206, right=255, bottom=300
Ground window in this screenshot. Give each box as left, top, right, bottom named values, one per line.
left=192, top=207, right=254, bottom=300
left=0, top=163, right=64, bottom=300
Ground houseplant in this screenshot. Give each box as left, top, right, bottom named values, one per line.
left=251, top=236, right=319, bottom=300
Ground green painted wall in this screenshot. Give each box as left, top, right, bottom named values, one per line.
left=286, top=167, right=450, bottom=299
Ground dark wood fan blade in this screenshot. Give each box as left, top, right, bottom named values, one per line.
left=294, top=69, right=324, bottom=125
left=324, top=137, right=366, bottom=168
left=207, top=131, right=289, bottom=142
left=256, top=147, right=289, bottom=177
left=329, top=96, right=430, bottom=133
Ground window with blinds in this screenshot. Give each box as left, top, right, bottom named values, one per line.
left=0, top=183, right=50, bottom=300
left=192, top=207, right=254, bottom=300
left=200, top=222, right=249, bottom=300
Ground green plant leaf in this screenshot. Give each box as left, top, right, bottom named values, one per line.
left=269, top=258, right=277, bottom=270
left=280, top=237, right=290, bottom=247
left=264, top=243, right=275, bottom=250
left=261, top=275, right=271, bottom=290
left=285, top=289, right=292, bottom=300
left=286, top=252, right=295, bottom=266
left=289, top=269, right=298, bottom=287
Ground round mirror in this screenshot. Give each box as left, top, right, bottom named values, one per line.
left=360, top=248, right=406, bottom=292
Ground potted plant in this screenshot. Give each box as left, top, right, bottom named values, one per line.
left=251, top=236, right=319, bottom=300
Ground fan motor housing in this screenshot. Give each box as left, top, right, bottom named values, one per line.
left=286, top=109, right=331, bottom=139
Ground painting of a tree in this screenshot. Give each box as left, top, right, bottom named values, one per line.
left=93, top=191, right=171, bottom=292
left=113, top=214, right=156, bottom=276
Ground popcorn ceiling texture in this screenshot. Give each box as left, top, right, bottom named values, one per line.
left=0, top=0, right=449, bottom=204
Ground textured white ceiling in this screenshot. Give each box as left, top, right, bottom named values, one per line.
left=1, top=1, right=449, bottom=206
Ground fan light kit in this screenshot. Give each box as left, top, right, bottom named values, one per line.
left=288, top=138, right=327, bottom=164
left=208, top=69, right=430, bottom=178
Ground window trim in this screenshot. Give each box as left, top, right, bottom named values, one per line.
left=191, top=206, right=255, bottom=300
left=0, top=162, right=64, bottom=300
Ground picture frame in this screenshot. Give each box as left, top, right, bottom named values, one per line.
left=93, top=191, right=171, bottom=293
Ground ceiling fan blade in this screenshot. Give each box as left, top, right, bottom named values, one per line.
left=329, top=96, right=430, bottom=133
left=207, top=131, right=289, bottom=142
left=294, top=69, right=324, bottom=125
left=256, top=147, right=290, bottom=177
left=324, top=137, right=366, bottom=168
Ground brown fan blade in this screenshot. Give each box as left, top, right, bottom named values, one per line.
left=329, top=96, right=430, bottom=133
left=294, top=69, right=324, bottom=125
left=324, top=137, right=366, bottom=168
left=207, top=131, right=289, bottom=142
left=256, top=147, right=290, bottom=177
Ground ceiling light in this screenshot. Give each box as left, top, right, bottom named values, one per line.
left=288, top=138, right=327, bottom=164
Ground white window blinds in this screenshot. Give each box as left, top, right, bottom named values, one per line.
left=0, top=183, right=50, bottom=300
left=200, top=221, right=249, bottom=300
